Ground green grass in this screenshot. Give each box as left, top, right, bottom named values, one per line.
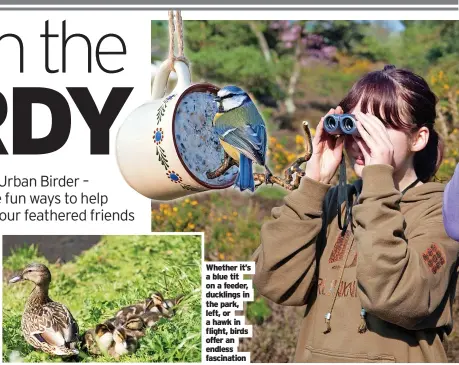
left=2, top=235, right=202, bottom=363
left=255, top=185, right=288, bottom=200
left=246, top=297, right=272, bottom=325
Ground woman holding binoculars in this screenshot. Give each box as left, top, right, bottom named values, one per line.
left=253, top=65, right=458, bottom=362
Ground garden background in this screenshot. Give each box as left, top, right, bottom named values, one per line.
left=150, top=20, right=459, bottom=362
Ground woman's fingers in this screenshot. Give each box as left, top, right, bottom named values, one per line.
left=314, top=119, right=325, bottom=142
left=355, top=116, right=376, bottom=149
left=356, top=112, right=390, bottom=150
left=353, top=137, right=371, bottom=162
left=334, top=135, right=345, bottom=157
left=355, top=112, right=394, bottom=165
left=363, top=113, right=391, bottom=140
left=325, top=108, right=336, bottom=117
left=315, top=107, right=337, bottom=144
left=335, top=106, right=344, bottom=114
left=365, top=113, right=392, bottom=143
left=361, top=113, right=394, bottom=154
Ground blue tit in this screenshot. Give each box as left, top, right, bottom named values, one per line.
left=213, top=86, right=270, bottom=192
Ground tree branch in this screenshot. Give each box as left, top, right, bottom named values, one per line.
left=206, top=152, right=237, bottom=179
left=247, top=21, right=285, bottom=90
left=248, top=21, right=272, bottom=63
left=253, top=120, right=313, bottom=190
left=285, top=30, right=304, bottom=115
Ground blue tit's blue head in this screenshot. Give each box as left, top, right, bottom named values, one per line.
left=214, top=86, right=251, bottom=113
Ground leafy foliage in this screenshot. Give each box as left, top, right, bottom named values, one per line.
left=246, top=297, right=272, bottom=325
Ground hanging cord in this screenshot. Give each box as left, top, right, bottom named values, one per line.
left=401, top=178, right=420, bottom=195
left=337, top=154, right=357, bottom=235
left=358, top=308, right=368, bottom=333
left=167, top=11, right=175, bottom=67
left=167, top=10, right=190, bottom=71
left=337, top=155, right=347, bottom=233
left=324, top=235, right=355, bottom=334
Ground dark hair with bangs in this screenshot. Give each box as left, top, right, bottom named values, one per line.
left=339, top=64, right=443, bottom=183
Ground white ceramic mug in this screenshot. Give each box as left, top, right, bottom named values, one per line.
left=116, top=60, right=238, bottom=201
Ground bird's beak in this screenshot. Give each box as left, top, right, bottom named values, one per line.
left=213, top=96, right=222, bottom=103
left=9, top=275, right=23, bottom=284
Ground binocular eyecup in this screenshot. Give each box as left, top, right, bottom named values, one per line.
left=323, top=114, right=360, bottom=137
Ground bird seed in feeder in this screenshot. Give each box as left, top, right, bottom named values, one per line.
left=174, top=91, right=238, bottom=187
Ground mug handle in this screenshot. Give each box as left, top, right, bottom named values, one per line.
left=151, top=60, right=191, bottom=100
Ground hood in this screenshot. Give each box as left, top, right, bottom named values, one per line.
left=401, top=181, right=445, bottom=203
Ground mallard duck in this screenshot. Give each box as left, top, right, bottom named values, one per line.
left=107, top=327, right=138, bottom=359
left=9, top=263, right=79, bottom=356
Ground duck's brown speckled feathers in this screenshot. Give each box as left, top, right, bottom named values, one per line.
left=11, top=263, right=79, bottom=356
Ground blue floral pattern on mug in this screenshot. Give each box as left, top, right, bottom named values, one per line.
left=156, top=94, right=176, bottom=125
left=153, top=128, right=164, bottom=145
left=153, top=127, right=169, bottom=169
left=167, top=170, right=183, bottom=184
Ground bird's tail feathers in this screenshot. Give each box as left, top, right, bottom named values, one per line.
left=236, top=154, right=254, bottom=192
left=254, top=124, right=267, bottom=165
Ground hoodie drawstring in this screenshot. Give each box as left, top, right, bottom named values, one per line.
left=358, top=308, right=368, bottom=333
left=324, top=233, right=355, bottom=334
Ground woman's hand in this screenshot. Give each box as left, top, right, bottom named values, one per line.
left=353, top=112, right=394, bottom=166
left=305, top=107, right=345, bottom=184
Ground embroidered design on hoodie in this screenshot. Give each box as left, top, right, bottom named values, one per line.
left=328, top=230, right=357, bottom=269
left=317, top=277, right=357, bottom=297
left=422, top=243, right=446, bottom=274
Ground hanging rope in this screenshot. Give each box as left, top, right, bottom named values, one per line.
left=167, top=10, right=189, bottom=71
left=168, top=11, right=176, bottom=65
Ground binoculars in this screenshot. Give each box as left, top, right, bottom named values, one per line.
left=323, top=114, right=360, bottom=136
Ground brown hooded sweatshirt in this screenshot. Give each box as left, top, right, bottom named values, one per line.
left=253, top=164, right=459, bottom=362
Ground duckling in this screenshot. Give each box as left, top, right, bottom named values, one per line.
left=115, top=292, right=164, bottom=323
left=82, top=321, right=116, bottom=355
left=140, top=310, right=163, bottom=328
left=122, top=316, right=146, bottom=338
left=148, top=292, right=166, bottom=309
left=150, top=294, right=184, bottom=318
left=82, top=329, right=99, bottom=355
left=158, top=294, right=185, bottom=318
left=139, top=292, right=180, bottom=316
left=97, top=322, right=116, bottom=350
left=9, top=263, right=79, bottom=356
left=140, top=294, right=184, bottom=326
left=103, top=317, right=117, bottom=330
left=84, top=318, right=119, bottom=355
left=108, top=328, right=138, bottom=359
